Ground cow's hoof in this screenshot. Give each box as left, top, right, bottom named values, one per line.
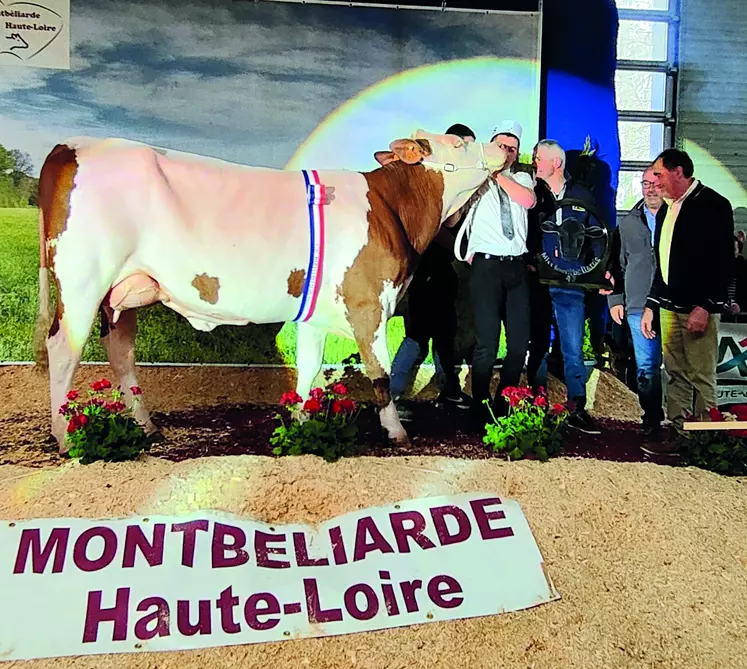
left=391, top=434, right=411, bottom=448
left=146, top=430, right=166, bottom=445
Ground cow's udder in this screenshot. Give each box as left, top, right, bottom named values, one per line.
left=108, top=273, right=166, bottom=311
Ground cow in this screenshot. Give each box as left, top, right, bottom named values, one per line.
left=33, top=131, right=507, bottom=453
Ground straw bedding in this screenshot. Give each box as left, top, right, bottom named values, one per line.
left=1, top=366, right=745, bottom=668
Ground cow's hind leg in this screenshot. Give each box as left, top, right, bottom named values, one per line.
left=47, top=288, right=102, bottom=453
left=348, top=306, right=409, bottom=446
left=100, top=306, right=161, bottom=441
left=295, top=323, right=326, bottom=398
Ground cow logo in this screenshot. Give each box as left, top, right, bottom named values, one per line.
left=0, top=0, right=66, bottom=68
left=538, top=197, right=610, bottom=290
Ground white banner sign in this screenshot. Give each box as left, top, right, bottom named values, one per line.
left=0, top=0, right=69, bottom=70
left=717, top=321, right=747, bottom=405
left=0, top=492, right=558, bottom=661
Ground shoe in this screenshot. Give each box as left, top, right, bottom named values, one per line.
left=640, top=441, right=680, bottom=456
left=397, top=406, right=413, bottom=422
left=640, top=426, right=682, bottom=455
left=567, top=409, right=601, bottom=434
left=436, top=390, right=471, bottom=410
left=642, top=423, right=663, bottom=440
left=470, top=405, right=493, bottom=433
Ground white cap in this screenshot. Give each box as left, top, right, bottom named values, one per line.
left=492, top=120, right=523, bottom=141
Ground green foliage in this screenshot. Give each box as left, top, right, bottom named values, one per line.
left=682, top=406, right=747, bottom=476
left=483, top=387, right=568, bottom=461
left=270, top=384, right=360, bottom=462
left=0, top=208, right=39, bottom=360
left=61, top=379, right=150, bottom=465
left=0, top=145, right=37, bottom=207
left=583, top=318, right=596, bottom=361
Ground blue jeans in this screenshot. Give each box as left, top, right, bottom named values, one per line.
left=390, top=337, right=445, bottom=399
left=548, top=286, right=587, bottom=409
left=627, top=310, right=664, bottom=425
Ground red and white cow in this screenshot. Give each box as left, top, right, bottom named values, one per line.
left=33, top=131, right=507, bottom=452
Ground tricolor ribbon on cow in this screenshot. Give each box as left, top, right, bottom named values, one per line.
left=293, top=170, right=326, bottom=323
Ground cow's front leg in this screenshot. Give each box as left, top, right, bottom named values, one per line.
left=349, top=307, right=409, bottom=446
left=100, top=306, right=161, bottom=441
left=295, top=323, right=326, bottom=398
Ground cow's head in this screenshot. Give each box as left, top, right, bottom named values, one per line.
left=375, top=130, right=507, bottom=221
left=540, top=217, right=606, bottom=262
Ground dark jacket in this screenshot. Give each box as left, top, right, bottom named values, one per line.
left=646, top=182, right=734, bottom=314
left=608, top=199, right=657, bottom=313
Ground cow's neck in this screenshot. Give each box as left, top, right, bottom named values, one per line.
left=363, top=163, right=448, bottom=256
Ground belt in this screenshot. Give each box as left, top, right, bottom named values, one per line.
left=480, top=253, right=523, bottom=262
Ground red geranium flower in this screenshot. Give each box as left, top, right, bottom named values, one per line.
left=341, top=398, right=356, bottom=412
left=130, top=386, right=142, bottom=396
left=708, top=407, right=724, bottom=422
left=730, top=404, right=747, bottom=420
left=66, top=389, right=79, bottom=401
left=59, top=403, right=70, bottom=416
left=551, top=403, right=566, bottom=415
left=332, top=383, right=348, bottom=396
left=507, top=395, right=521, bottom=407
left=280, top=391, right=303, bottom=407
left=303, top=399, right=322, bottom=413
left=91, top=378, right=112, bottom=392
left=310, top=388, right=325, bottom=402
left=331, top=400, right=343, bottom=414
left=534, top=395, right=548, bottom=408
left=67, top=414, right=88, bottom=433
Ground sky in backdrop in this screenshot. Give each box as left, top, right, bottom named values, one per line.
left=0, top=0, right=540, bottom=176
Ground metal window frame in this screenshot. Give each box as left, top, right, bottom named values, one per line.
left=615, top=0, right=681, bottom=215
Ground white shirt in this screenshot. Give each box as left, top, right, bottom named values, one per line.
left=660, top=179, right=699, bottom=284
left=466, top=170, right=534, bottom=261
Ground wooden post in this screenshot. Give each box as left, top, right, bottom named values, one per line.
left=683, top=421, right=747, bottom=431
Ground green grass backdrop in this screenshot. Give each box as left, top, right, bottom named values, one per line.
left=0, top=208, right=506, bottom=364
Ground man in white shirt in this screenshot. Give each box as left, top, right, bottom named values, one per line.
left=460, top=120, right=536, bottom=429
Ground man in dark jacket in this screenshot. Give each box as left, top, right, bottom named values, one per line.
left=607, top=165, right=665, bottom=437
left=641, top=148, right=734, bottom=449
left=528, top=139, right=611, bottom=434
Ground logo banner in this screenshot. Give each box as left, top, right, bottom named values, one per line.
left=0, top=0, right=69, bottom=69
left=717, top=320, right=747, bottom=405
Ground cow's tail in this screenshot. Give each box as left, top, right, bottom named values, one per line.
left=33, top=207, right=53, bottom=370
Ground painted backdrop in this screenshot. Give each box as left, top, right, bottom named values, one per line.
left=0, top=0, right=540, bottom=364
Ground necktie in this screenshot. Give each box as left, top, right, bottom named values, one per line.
left=497, top=182, right=514, bottom=240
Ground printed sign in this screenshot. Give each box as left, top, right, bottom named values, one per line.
left=0, top=0, right=69, bottom=69
left=717, top=320, right=747, bottom=404
left=0, top=493, right=559, bottom=661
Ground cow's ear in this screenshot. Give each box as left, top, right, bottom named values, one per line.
left=390, top=138, right=431, bottom=164
left=374, top=150, right=399, bottom=166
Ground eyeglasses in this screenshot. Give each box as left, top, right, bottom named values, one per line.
left=496, top=143, right=518, bottom=155
left=641, top=180, right=657, bottom=188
